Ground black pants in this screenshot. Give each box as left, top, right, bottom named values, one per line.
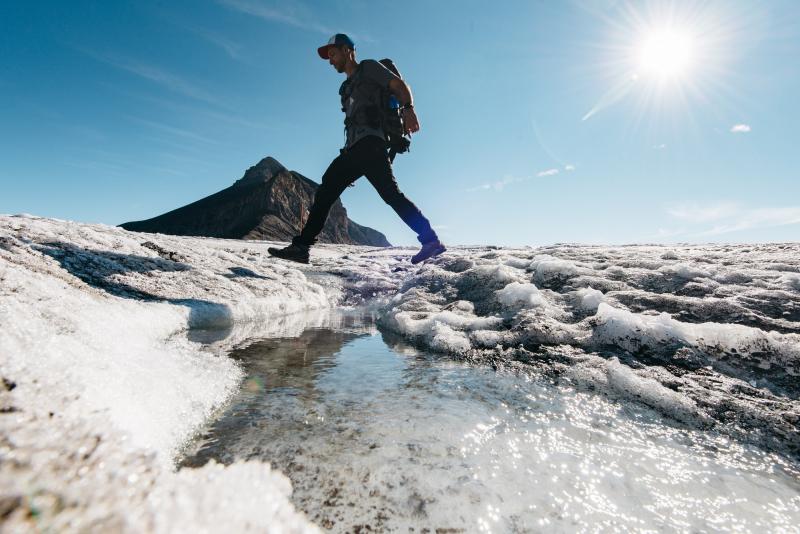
left=293, top=136, right=438, bottom=247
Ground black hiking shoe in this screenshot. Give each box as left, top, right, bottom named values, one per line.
left=411, top=240, right=446, bottom=264
left=268, top=243, right=310, bottom=264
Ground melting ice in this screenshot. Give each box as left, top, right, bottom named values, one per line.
left=3, top=215, right=800, bottom=531
left=183, top=311, right=800, bottom=532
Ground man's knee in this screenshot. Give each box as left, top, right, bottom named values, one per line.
left=312, top=183, right=331, bottom=202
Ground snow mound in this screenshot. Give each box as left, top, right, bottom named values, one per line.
left=378, top=243, right=800, bottom=457
left=0, top=407, right=317, bottom=533
left=527, top=253, right=583, bottom=286
left=591, top=303, right=800, bottom=374
left=779, top=272, right=800, bottom=292
left=659, top=262, right=714, bottom=280
left=495, top=281, right=547, bottom=309
left=1, top=215, right=341, bottom=531
left=573, top=286, right=606, bottom=312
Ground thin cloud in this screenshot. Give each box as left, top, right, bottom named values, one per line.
left=564, top=164, right=576, bottom=171
left=108, top=85, right=278, bottom=131
left=80, top=49, right=222, bottom=105
left=186, top=25, right=245, bottom=61
left=666, top=201, right=800, bottom=235
left=217, top=0, right=335, bottom=36
left=656, top=227, right=688, bottom=238
left=467, top=175, right=523, bottom=192
left=730, top=124, right=751, bottom=133
left=466, top=184, right=492, bottom=192
left=467, top=168, right=562, bottom=192
left=700, top=207, right=800, bottom=235
left=666, top=202, right=740, bottom=223
left=125, top=116, right=219, bottom=145
left=653, top=144, right=667, bottom=149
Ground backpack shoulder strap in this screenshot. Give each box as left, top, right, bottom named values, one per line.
left=378, top=58, right=402, bottom=79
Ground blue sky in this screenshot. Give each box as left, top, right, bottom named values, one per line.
left=2, top=0, right=798, bottom=246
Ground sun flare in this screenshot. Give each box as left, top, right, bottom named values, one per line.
left=581, top=1, right=743, bottom=122
left=638, top=29, right=693, bottom=79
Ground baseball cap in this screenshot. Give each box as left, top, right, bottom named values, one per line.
left=317, top=33, right=355, bottom=59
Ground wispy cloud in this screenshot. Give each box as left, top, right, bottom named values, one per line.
left=701, top=207, right=800, bottom=235
left=467, top=167, right=564, bottom=192
left=730, top=124, right=751, bottom=133
left=80, top=49, right=222, bottom=105
left=653, top=144, right=667, bottom=150
left=466, top=175, right=524, bottom=192
left=537, top=168, right=559, bottom=177
left=126, top=116, right=219, bottom=145
left=185, top=25, right=245, bottom=61
left=666, top=202, right=740, bottom=223
left=217, top=0, right=335, bottom=35
left=107, top=84, right=279, bottom=131
left=655, top=227, right=688, bottom=238
left=564, top=164, right=576, bottom=171
left=666, top=201, right=800, bottom=235
left=64, top=150, right=189, bottom=178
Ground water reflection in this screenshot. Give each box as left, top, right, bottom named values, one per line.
left=181, top=310, right=800, bottom=532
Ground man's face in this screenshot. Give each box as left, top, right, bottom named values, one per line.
left=327, top=46, right=347, bottom=73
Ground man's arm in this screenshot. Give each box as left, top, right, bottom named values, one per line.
left=388, top=78, right=420, bottom=135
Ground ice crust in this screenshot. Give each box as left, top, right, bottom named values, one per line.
left=1, top=216, right=334, bottom=532
left=2, top=215, right=800, bottom=530
left=378, top=245, right=800, bottom=457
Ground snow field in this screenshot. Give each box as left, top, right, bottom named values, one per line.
left=380, top=247, right=800, bottom=370
left=2, top=215, right=799, bottom=530
left=1, top=215, right=327, bottom=532
left=377, top=245, right=800, bottom=455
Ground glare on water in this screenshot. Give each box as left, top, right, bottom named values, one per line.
left=182, top=311, right=800, bottom=533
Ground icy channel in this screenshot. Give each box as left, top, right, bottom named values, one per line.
left=182, top=309, right=800, bottom=532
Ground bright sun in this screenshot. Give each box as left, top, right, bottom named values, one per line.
left=582, top=1, right=736, bottom=122
left=638, top=29, right=693, bottom=80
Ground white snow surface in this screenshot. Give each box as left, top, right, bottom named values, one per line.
left=377, top=244, right=800, bottom=457
left=2, top=215, right=800, bottom=531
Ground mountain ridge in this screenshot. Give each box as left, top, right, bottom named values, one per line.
left=120, top=157, right=391, bottom=247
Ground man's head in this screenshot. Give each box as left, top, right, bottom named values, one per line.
left=317, top=33, right=356, bottom=74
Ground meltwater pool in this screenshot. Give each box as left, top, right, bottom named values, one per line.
left=182, top=309, right=800, bottom=532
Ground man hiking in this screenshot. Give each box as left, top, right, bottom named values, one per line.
left=268, top=33, right=445, bottom=265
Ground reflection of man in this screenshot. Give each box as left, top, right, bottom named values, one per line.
left=269, top=33, right=445, bottom=265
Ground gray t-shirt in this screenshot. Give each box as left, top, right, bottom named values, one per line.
left=339, top=59, right=399, bottom=149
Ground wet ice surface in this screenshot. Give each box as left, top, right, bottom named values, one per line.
left=4, top=216, right=800, bottom=531
left=182, top=310, right=800, bottom=532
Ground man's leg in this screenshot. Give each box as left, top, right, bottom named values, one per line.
left=293, top=151, right=362, bottom=247
left=269, top=150, right=361, bottom=263
left=361, top=138, right=439, bottom=245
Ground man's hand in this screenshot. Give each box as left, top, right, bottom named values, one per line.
left=402, top=107, right=420, bottom=135
left=388, top=78, right=420, bottom=135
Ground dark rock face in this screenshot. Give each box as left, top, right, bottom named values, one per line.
left=120, top=157, right=391, bottom=247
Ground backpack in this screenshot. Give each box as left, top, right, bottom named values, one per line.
left=377, top=58, right=411, bottom=160
left=340, top=59, right=412, bottom=160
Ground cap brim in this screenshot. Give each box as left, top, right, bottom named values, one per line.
left=317, top=44, right=333, bottom=59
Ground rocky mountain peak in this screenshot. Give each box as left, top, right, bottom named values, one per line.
left=233, top=156, right=288, bottom=188
left=120, top=155, right=391, bottom=247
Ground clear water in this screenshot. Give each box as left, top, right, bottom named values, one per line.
left=182, top=309, right=800, bottom=532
